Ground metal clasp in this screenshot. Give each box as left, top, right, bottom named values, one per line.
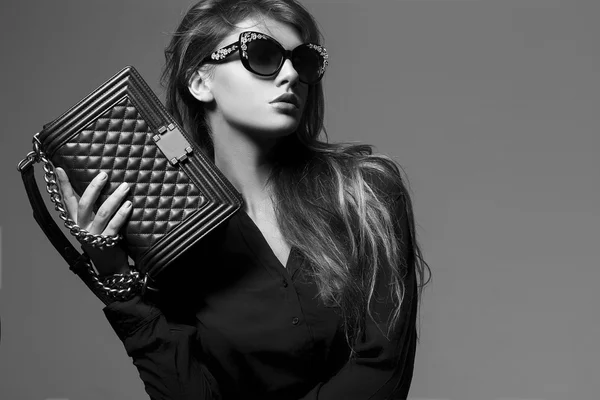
left=17, top=151, right=37, bottom=171
left=152, top=123, right=193, bottom=166
left=17, top=132, right=42, bottom=171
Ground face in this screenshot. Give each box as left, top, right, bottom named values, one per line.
left=195, top=16, right=310, bottom=140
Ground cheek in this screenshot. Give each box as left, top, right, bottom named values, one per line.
left=214, top=68, right=264, bottom=113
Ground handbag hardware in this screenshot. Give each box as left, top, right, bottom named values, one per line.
left=153, top=123, right=193, bottom=167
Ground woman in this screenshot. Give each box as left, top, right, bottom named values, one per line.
left=55, top=0, right=430, bottom=399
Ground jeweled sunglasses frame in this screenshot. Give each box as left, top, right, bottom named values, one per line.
left=202, top=31, right=329, bottom=84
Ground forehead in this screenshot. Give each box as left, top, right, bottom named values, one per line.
left=220, top=16, right=303, bottom=50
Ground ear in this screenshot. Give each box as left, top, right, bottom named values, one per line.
left=188, top=68, right=214, bottom=103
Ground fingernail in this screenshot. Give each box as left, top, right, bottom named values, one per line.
left=98, top=172, right=107, bottom=180
left=119, top=182, right=129, bottom=191
left=125, top=201, right=132, bottom=208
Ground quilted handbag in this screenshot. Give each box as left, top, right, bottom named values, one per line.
left=17, top=66, right=244, bottom=304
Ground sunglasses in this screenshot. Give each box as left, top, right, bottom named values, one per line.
left=202, top=31, right=328, bottom=85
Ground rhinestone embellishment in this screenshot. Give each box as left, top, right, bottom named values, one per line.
left=307, top=43, right=329, bottom=77
left=240, top=32, right=268, bottom=58
left=210, top=44, right=238, bottom=61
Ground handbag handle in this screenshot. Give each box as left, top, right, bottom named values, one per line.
left=17, top=134, right=147, bottom=305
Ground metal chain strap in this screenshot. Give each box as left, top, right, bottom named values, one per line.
left=19, top=133, right=145, bottom=301
left=86, top=261, right=144, bottom=301
left=18, top=133, right=122, bottom=248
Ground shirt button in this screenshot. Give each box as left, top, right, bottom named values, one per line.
left=282, top=279, right=289, bottom=288
left=292, top=317, right=299, bottom=325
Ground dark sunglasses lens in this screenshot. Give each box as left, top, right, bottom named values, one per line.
left=247, top=39, right=283, bottom=75
left=293, top=45, right=322, bottom=84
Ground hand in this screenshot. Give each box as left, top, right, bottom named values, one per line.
left=55, top=167, right=133, bottom=276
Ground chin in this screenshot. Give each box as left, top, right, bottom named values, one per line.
left=259, top=118, right=300, bottom=137
left=273, top=113, right=302, bottom=130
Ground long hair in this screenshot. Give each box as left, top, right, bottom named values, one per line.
left=161, top=0, right=431, bottom=359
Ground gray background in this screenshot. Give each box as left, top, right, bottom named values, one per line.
left=0, top=1, right=598, bottom=399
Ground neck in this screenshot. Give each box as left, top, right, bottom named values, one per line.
left=211, top=123, right=281, bottom=217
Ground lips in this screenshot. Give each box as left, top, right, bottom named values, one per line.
left=270, top=93, right=300, bottom=108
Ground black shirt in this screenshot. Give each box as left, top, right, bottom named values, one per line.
left=102, top=186, right=418, bottom=400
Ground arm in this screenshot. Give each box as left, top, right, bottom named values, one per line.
left=299, top=189, right=420, bottom=400
left=55, top=167, right=221, bottom=399
left=103, top=296, right=222, bottom=400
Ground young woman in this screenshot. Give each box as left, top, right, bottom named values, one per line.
left=55, top=0, right=430, bottom=399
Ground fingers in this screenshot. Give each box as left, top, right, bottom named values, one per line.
left=54, top=169, right=133, bottom=238
left=77, top=171, right=109, bottom=230
left=90, top=182, right=132, bottom=235
left=102, top=200, right=133, bottom=236
left=55, top=167, right=79, bottom=221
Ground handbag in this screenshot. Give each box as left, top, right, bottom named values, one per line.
left=17, top=66, right=244, bottom=304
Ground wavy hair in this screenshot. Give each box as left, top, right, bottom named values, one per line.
left=161, top=0, right=431, bottom=359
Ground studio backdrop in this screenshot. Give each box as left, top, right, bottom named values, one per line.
left=0, top=1, right=598, bottom=399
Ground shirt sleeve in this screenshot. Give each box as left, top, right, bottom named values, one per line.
left=297, top=188, right=420, bottom=400
left=103, top=296, right=222, bottom=400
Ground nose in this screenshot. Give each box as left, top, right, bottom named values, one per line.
left=275, top=58, right=300, bottom=87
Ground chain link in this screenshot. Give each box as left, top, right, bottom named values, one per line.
left=16, top=150, right=39, bottom=171
left=87, top=262, right=143, bottom=301
left=18, top=133, right=122, bottom=248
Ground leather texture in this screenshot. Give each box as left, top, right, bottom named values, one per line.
left=30, top=66, right=244, bottom=283
left=53, top=97, right=204, bottom=259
